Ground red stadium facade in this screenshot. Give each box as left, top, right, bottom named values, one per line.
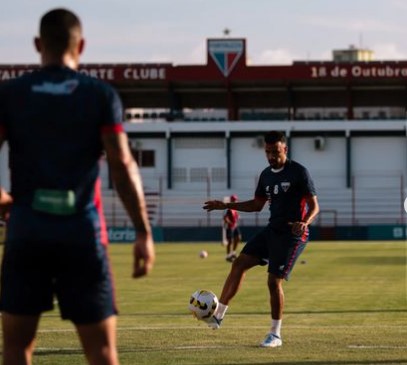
left=1, top=38, right=407, bottom=121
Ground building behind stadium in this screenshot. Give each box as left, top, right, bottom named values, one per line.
left=0, top=38, right=406, bottom=241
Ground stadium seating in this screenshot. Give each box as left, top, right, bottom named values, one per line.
left=102, top=185, right=405, bottom=228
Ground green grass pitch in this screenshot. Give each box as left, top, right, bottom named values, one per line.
left=2, top=240, right=406, bottom=364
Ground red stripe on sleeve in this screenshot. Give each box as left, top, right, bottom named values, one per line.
left=101, top=124, right=124, bottom=134
left=94, top=177, right=109, bottom=246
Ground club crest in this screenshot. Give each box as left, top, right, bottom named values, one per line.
left=281, top=182, right=291, bottom=192
left=208, top=39, right=244, bottom=77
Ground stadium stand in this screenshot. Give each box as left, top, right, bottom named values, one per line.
left=102, top=184, right=405, bottom=228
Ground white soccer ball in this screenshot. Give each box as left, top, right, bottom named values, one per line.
left=199, top=250, right=208, bottom=258
left=188, top=289, right=219, bottom=321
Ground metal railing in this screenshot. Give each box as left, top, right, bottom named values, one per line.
left=103, top=173, right=407, bottom=227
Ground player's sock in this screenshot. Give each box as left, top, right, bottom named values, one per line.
left=271, top=319, right=282, bottom=337
left=214, top=302, right=228, bottom=320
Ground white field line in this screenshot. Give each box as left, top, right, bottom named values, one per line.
left=34, top=344, right=407, bottom=353
left=37, top=324, right=406, bottom=333
left=34, top=345, right=232, bottom=352
left=348, top=345, right=407, bottom=349
left=36, top=347, right=79, bottom=351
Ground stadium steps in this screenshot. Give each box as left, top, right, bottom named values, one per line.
left=101, top=186, right=405, bottom=227
left=102, top=189, right=161, bottom=227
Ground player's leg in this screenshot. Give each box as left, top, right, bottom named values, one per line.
left=260, top=274, right=285, bottom=348
left=268, top=273, right=284, bottom=320
left=221, top=223, right=227, bottom=246
left=222, top=226, right=270, bottom=305
left=227, top=231, right=235, bottom=261
left=225, top=229, right=234, bottom=261
left=261, top=233, right=307, bottom=347
left=226, top=237, right=232, bottom=255
left=219, top=253, right=261, bottom=305
left=231, top=230, right=241, bottom=258
left=207, top=227, right=269, bottom=329
left=53, top=217, right=119, bottom=363
left=75, top=315, right=119, bottom=365
left=0, top=211, right=55, bottom=364
left=207, top=253, right=260, bottom=329
left=259, top=273, right=284, bottom=347
left=1, top=312, right=40, bottom=365
left=57, top=258, right=119, bottom=364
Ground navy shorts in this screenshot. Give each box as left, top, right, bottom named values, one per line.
left=241, top=224, right=308, bottom=280
left=0, top=205, right=118, bottom=324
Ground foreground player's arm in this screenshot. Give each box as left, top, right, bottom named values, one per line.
left=291, top=195, right=320, bottom=236
left=204, top=197, right=266, bottom=213
left=102, top=131, right=155, bottom=278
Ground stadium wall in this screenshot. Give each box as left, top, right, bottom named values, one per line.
left=105, top=225, right=407, bottom=243
left=1, top=225, right=405, bottom=245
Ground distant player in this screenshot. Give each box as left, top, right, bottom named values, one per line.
left=203, top=131, right=319, bottom=348
left=223, top=194, right=242, bottom=262
left=0, top=8, right=155, bottom=365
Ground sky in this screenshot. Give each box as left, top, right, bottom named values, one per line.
left=1, top=0, right=407, bottom=66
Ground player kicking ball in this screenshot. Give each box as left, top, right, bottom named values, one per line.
left=203, top=131, right=319, bottom=348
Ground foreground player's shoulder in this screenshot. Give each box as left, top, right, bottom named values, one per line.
left=78, top=72, right=122, bottom=115
left=0, top=72, right=36, bottom=110
left=77, top=72, right=118, bottom=97
left=0, top=71, right=31, bottom=93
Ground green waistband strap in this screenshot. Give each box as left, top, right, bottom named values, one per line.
left=32, top=189, right=76, bottom=215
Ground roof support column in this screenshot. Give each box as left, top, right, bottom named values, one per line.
left=166, top=132, right=172, bottom=189
left=226, top=131, right=231, bottom=189
left=346, top=130, right=351, bottom=188
left=287, top=84, right=295, bottom=120
left=286, top=129, right=291, bottom=159
left=168, top=82, right=182, bottom=121
left=347, top=84, right=354, bottom=120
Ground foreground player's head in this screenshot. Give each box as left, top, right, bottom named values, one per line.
left=264, top=131, right=288, bottom=170
left=35, top=8, right=84, bottom=68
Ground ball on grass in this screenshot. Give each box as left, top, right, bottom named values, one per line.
left=199, top=250, right=208, bottom=259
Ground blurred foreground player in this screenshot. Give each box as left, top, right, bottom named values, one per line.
left=0, top=8, right=155, bottom=365
left=203, top=131, right=319, bottom=348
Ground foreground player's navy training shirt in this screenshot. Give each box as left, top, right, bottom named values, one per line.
left=254, top=159, right=316, bottom=229
left=0, top=65, right=123, bottom=239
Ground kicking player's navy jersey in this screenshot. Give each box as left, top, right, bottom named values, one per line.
left=0, top=65, right=123, bottom=213
left=254, top=159, right=316, bottom=230
left=0, top=66, right=123, bottom=243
